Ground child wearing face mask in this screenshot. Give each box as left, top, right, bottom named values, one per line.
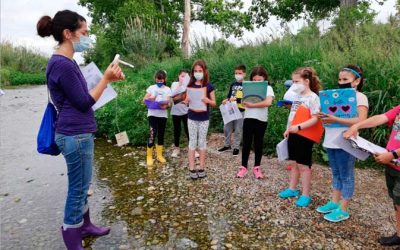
left=316, top=65, right=368, bottom=222
left=218, top=64, right=247, bottom=156
left=143, top=70, right=172, bottom=166
left=183, top=60, right=216, bottom=180
left=278, top=67, right=322, bottom=207
left=236, top=66, right=275, bottom=179
left=170, top=69, right=190, bottom=158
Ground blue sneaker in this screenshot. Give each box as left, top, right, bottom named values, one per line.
left=295, top=195, right=312, bottom=207
left=316, top=201, right=339, bottom=214
left=278, top=188, right=300, bottom=199
left=324, top=208, right=350, bottom=222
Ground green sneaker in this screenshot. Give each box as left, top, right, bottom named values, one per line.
left=278, top=188, right=299, bottom=199
left=295, top=195, right=312, bottom=207
left=316, top=201, right=339, bottom=214
left=324, top=208, right=350, bottom=222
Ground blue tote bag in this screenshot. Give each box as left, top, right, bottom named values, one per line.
left=37, top=88, right=61, bottom=156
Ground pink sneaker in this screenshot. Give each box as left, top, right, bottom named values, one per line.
left=236, top=166, right=248, bottom=178
left=253, top=166, right=264, bottom=179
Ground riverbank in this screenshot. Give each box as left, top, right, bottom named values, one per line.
left=0, top=86, right=394, bottom=249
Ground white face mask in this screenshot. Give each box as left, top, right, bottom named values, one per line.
left=194, top=72, right=204, bottom=81
left=235, top=74, right=244, bottom=82
left=289, top=83, right=306, bottom=94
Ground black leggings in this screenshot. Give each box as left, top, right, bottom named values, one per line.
left=172, top=114, right=189, bottom=147
left=241, top=118, right=268, bottom=168
left=147, top=116, right=167, bottom=147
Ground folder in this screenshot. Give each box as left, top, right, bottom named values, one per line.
left=291, top=104, right=324, bottom=143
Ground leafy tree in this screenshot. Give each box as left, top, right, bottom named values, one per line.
left=249, top=0, right=386, bottom=27
left=79, top=0, right=253, bottom=66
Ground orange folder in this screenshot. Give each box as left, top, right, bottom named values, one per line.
left=291, top=104, right=324, bottom=143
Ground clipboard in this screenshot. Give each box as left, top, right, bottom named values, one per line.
left=291, top=104, right=324, bottom=143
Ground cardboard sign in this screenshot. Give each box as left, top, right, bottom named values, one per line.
left=242, top=81, right=267, bottom=103
left=319, top=88, right=357, bottom=128
left=291, top=104, right=324, bottom=143
left=115, top=131, right=129, bottom=147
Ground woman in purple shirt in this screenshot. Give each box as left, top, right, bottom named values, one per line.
left=37, top=10, right=124, bottom=250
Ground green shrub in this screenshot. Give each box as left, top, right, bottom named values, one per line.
left=95, top=21, right=399, bottom=167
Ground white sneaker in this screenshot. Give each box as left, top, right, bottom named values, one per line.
left=195, top=151, right=200, bottom=158
left=171, top=147, right=180, bottom=158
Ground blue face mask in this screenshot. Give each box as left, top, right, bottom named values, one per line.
left=73, top=35, right=91, bottom=52
left=156, top=82, right=164, bottom=88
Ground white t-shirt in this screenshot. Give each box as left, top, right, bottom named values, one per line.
left=287, top=92, right=321, bottom=128
left=146, top=85, right=172, bottom=118
left=170, top=81, right=189, bottom=116
left=244, top=85, right=275, bottom=122
left=323, top=91, right=369, bottom=148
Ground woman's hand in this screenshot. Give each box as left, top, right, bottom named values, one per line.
left=374, top=152, right=394, bottom=165
left=222, top=99, right=228, bottom=105
left=103, top=63, right=125, bottom=82
left=229, top=97, right=237, bottom=102
left=288, top=125, right=300, bottom=134
left=283, top=129, right=290, bottom=138
left=160, top=104, right=169, bottom=110
left=318, top=112, right=337, bottom=126
left=242, top=102, right=254, bottom=108
left=202, top=97, right=211, bottom=104
left=183, top=97, right=190, bottom=105
left=343, top=125, right=359, bottom=139
left=146, top=95, right=156, bottom=101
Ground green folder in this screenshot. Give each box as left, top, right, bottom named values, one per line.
left=242, top=81, right=268, bottom=103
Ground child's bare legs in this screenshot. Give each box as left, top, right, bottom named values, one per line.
left=289, top=161, right=299, bottom=190
left=188, top=149, right=196, bottom=171
left=396, top=205, right=400, bottom=236
left=299, top=164, right=311, bottom=196
left=199, top=149, right=206, bottom=170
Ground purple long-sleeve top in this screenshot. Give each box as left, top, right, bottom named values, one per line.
left=46, top=55, right=96, bottom=135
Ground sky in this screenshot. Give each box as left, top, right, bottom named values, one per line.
left=1, top=0, right=397, bottom=64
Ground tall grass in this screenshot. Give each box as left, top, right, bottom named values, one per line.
left=0, top=41, right=47, bottom=86
left=95, top=21, right=399, bottom=165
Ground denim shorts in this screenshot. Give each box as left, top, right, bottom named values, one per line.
left=55, top=133, right=94, bottom=226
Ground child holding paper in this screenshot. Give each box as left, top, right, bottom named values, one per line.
left=170, top=69, right=190, bottom=158
left=143, top=70, right=171, bottom=166
left=183, top=60, right=216, bottom=180
left=344, top=105, right=400, bottom=246
left=236, top=66, right=274, bottom=179
left=218, top=64, right=246, bottom=156
left=316, top=65, right=369, bottom=222
left=278, top=67, right=322, bottom=207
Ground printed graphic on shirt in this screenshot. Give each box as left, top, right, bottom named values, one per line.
left=394, top=113, right=400, bottom=141
left=230, top=85, right=244, bottom=109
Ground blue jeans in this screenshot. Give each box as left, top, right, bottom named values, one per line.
left=327, top=148, right=356, bottom=200
left=55, top=133, right=93, bottom=226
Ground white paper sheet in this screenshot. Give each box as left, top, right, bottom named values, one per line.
left=332, top=134, right=370, bottom=160
left=348, top=136, right=388, bottom=154
left=276, top=139, right=289, bottom=161
left=187, top=87, right=207, bottom=112
left=219, top=101, right=243, bottom=125
left=81, top=62, right=118, bottom=111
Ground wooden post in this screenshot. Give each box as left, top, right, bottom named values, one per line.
left=182, top=0, right=190, bottom=59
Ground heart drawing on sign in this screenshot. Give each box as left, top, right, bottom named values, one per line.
left=341, top=105, right=351, bottom=113
left=328, top=106, right=338, bottom=113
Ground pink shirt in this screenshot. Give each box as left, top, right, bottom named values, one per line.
left=385, top=105, right=400, bottom=151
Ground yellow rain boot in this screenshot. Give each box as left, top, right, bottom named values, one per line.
left=147, top=147, right=154, bottom=166
left=156, top=145, right=166, bottom=163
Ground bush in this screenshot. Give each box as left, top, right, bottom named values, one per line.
left=95, top=21, right=399, bottom=167
left=9, top=71, right=46, bottom=86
